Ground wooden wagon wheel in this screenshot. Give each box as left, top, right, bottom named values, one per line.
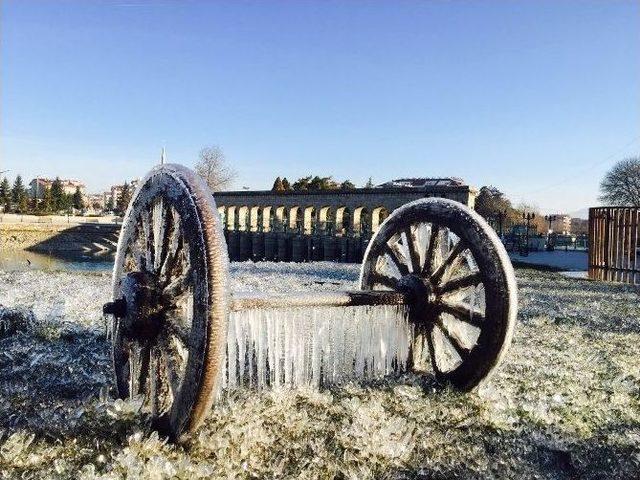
left=105, top=163, right=229, bottom=443
left=360, top=198, right=517, bottom=390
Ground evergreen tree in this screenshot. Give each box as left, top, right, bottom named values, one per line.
left=106, top=197, right=115, bottom=212
left=11, top=175, right=28, bottom=213
left=341, top=180, right=356, bottom=190
left=72, top=186, right=84, bottom=210
left=50, top=178, right=64, bottom=212
left=116, top=182, right=132, bottom=214
left=61, top=192, right=72, bottom=213
left=272, top=176, right=284, bottom=192
left=40, top=186, right=53, bottom=213
left=364, top=177, right=374, bottom=188
left=282, top=177, right=291, bottom=191
left=0, top=177, right=10, bottom=212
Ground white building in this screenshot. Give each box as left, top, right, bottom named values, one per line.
left=29, top=178, right=86, bottom=199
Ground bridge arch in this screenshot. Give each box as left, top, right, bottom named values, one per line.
left=372, top=206, right=389, bottom=232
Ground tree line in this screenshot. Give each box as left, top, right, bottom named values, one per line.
left=271, top=175, right=374, bottom=192
left=0, top=175, right=84, bottom=214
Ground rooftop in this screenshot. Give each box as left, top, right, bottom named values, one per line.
left=377, top=177, right=467, bottom=188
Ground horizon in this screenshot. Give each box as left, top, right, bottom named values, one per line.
left=1, top=0, right=639, bottom=216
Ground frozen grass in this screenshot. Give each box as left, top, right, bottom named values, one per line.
left=0, top=262, right=639, bottom=479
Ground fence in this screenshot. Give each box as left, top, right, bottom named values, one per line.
left=588, top=207, right=640, bottom=284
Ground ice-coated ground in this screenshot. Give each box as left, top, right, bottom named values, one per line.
left=0, top=262, right=639, bottom=479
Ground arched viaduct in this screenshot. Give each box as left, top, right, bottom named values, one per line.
left=214, top=184, right=476, bottom=262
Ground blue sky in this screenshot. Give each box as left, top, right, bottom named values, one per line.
left=1, top=0, right=638, bottom=214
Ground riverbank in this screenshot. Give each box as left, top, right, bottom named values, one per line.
left=0, top=223, right=120, bottom=254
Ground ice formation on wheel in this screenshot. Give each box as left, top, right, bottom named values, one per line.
left=103, top=163, right=517, bottom=443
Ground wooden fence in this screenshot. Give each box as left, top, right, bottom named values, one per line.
left=588, top=207, right=640, bottom=284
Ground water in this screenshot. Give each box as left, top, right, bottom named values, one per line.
left=0, top=250, right=114, bottom=273
left=220, top=304, right=412, bottom=392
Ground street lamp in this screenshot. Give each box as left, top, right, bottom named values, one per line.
left=495, top=209, right=508, bottom=238
left=544, top=215, right=557, bottom=251
left=521, top=211, right=535, bottom=256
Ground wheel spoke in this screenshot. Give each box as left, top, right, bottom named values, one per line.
left=160, top=209, right=181, bottom=281
left=141, top=210, right=154, bottom=271
left=423, top=224, right=441, bottom=276
left=384, top=244, right=409, bottom=276
left=403, top=226, right=422, bottom=273
left=438, top=302, right=485, bottom=328
left=130, top=342, right=151, bottom=397
left=438, top=272, right=482, bottom=295
left=164, top=309, right=191, bottom=346
left=436, top=316, right=472, bottom=361
left=371, top=273, right=399, bottom=290
left=150, top=346, right=172, bottom=418
left=163, top=267, right=192, bottom=300
left=430, top=240, right=467, bottom=285
left=159, top=333, right=186, bottom=394
left=425, top=326, right=442, bottom=377
left=152, top=199, right=168, bottom=273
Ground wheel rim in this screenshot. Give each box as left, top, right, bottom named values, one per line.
left=360, top=198, right=517, bottom=390
left=109, top=164, right=228, bottom=442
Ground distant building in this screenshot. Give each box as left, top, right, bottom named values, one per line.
left=547, top=214, right=572, bottom=234
left=107, top=179, right=140, bottom=207
left=85, top=193, right=106, bottom=211
left=29, top=178, right=86, bottom=199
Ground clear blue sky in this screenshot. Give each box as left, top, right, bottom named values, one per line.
left=1, top=0, right=638, bottom=215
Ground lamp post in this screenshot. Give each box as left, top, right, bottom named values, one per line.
left=544, top=215, right=557, bottom=251
left=495, top=209, right=508, bottom=238
left=521, top=211, right=535, bottom=256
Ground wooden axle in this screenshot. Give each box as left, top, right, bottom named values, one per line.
left=229, top=290, right=409, bottom=312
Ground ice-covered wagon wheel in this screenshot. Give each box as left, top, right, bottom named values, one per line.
left=360, top=199, right=517, bottom=390
left=104, top=163, right=517, bottom=443
left=103, top=164, right=228, bottom=443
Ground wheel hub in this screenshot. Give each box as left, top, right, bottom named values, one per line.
left=104, top=271, right=171, bottom=341
left=397, top=274, right=438, bottom=325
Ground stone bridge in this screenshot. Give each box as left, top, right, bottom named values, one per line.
left=213, top=184, right=477, bottom=262
left=214, top=184, right=476, bottom=236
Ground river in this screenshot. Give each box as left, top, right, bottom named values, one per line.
left=0, top=250, right=114, bottom=273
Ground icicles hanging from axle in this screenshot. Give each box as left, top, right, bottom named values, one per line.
left=219, top=304, right=411, bottom=393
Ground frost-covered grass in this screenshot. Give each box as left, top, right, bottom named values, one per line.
left=0, top=262, right=639, bottom=479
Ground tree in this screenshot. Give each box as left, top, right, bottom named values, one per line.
left=116, top=182, right=132, bottom=214
left=194, top=145, right=236, bottom=192
left=282, top=178, right=292, bottom=191
left=599, top=156, right=640, bottom=206
left=106, top=197, right=115, bottom=213
left=0, top=177, right=10, bottom=212
left=292, top=176, right=312, bottom=191
left=11, top=175, right=28, bottom=213
left=72, top=186, right=84, bottom=210
left=475, top=186, right=513, bottom=220
left=341, top=180, right=356, bottom=190
left=364, top=177, right=374, bottom=188
left=40, top=186, right=53, bottom=213
left=50, top=178, right=64, bottom=212
left=272, top=177, right=284, bottom=192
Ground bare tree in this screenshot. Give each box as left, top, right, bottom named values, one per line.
left=599, top=156, right=640, bottom=206
left=194, top=145, right=237, bottom=192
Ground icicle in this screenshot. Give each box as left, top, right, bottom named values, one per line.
left=220, top=304, right=411, bottom=395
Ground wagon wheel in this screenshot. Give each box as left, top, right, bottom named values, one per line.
left=105, top=163, right=229, bottom=443
left=360, top=198, right=517, bottom=390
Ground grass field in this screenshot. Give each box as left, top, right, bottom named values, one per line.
left=0, top=263, right=639, bottom=479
